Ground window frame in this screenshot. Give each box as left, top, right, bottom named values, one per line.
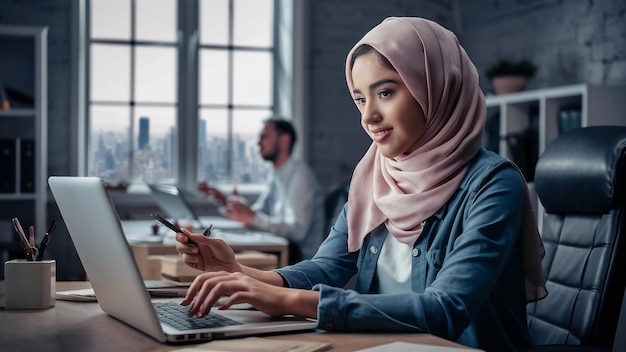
left=73, top=0, right=308, bottom=192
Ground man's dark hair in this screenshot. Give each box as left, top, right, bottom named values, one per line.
left=264, top=116, right=297, bottom=154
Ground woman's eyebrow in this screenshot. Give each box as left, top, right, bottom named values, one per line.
left=352, top=78, right=399, bottom=95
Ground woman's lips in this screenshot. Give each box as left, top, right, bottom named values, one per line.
left=371, top=128, right=392, bottom=143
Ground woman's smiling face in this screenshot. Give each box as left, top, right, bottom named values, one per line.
left=351, top=50, right=426, bottom=159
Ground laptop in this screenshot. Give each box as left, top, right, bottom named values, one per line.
left=48, top=176, right=316, bottom=343
left=149, top=184, right=201, bottom=222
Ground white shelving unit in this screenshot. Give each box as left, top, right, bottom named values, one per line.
left=486, top=84, right=626, bottom=159
left=484, top=84, right=626, bottom=227
left=0, top=25, right=48, bottom=264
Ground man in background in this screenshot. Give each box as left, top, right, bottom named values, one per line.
left=200, top=117, right=325, bottom=263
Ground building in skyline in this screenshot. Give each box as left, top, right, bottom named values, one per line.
left=138, top=117, right=150, bottom=150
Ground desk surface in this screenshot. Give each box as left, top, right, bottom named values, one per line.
left=0, top=281, right=473, bottom=352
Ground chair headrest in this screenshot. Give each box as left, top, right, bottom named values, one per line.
left=534, top=126, right=626, bottom=214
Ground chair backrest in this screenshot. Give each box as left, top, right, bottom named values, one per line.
left=527, top=126, right=626, bottom=348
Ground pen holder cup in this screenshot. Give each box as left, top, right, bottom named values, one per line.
left=4, top=259, right=56, bottom=310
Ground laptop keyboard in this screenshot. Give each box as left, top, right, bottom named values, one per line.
left=153, top=301, right=242, bottom=330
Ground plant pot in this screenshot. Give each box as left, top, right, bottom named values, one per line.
left=491, top=75, right=528, bottom=95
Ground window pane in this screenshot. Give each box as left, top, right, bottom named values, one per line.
left=136, top=0, right=177, bottom=42
left=232, top=109, right=271, bottom=184
left=233, top=51, right=272, bottom=106
left=199, top=49, right=229, bottom=105
left=135, top=46, right=177, bottom=103
left=133, top=107, right=177, bottom=182
left=90, top=105, right=131, bottom=185
left=199, top=108, right=229, bottom=183
left=199, top=0, right=229, bottom=45
left=91, top=44, right=131, bottom=102
left=91, top=0, right=130, bottom=40
left=233, top=0, right=273, bottom=47
left=198, top=108, right=271, bottom=184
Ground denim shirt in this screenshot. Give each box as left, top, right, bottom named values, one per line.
left=275, top=149, right=533, bottom=352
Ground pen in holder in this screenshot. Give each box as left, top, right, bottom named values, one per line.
left=4, top=259, right=56, bottom=310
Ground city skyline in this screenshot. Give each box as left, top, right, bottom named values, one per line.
left=91, top=116, right=270, bottom=186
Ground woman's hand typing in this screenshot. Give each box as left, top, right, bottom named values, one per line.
left=181, top=271, right=319, bottom=319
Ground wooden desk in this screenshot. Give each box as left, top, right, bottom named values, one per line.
left=0, top=281, right=474, bottom=352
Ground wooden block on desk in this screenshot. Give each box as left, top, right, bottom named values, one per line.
left=130, top=243, right=179, bottom=256
left=157, top=251, right=279, bottom=283
left=145, top=255, right=165, bottom=281
left=159, top=255, right=204, bottom=283
left=130, top=243, right=179, bottom=280
left=235, top=251, right=278, bottom=270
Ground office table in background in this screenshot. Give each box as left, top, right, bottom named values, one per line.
left=121, top=217, right=290, bottom=280
left=0, top=281, right=476, bottom=352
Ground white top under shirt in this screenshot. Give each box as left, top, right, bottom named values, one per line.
left=376, top=233, right=413, bottom=294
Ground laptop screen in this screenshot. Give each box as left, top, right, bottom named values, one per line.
left=149, top=184, right=199, bottom=221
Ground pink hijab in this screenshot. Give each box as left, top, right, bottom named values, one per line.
left=345, top=17, right=547, bottom=302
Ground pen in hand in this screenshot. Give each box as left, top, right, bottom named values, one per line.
left=202, top=224, right=213, bottom=237
left=151, top=213, right=212, bottom=244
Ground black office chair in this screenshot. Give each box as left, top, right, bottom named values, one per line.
left=525, top=126, right=626, bottom=351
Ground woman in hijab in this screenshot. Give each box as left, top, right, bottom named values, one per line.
left=175, top=17, right=547, bottom=351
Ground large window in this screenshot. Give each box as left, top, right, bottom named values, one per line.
left=197, top=0, right=274, bottom=187
left=88, top=0, right=275, bottom=188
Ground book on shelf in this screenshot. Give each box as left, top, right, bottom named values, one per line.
left=558, top=106, right=582, bottom=135
left=0, top=138, right=36, bottom=194
left=0, top=139, right=16, bottom=193
left=0, top=83, right=9, bottom=110
left=0, top=85, right=34, bottom=110
left=20, top=139, right=35, bottom=193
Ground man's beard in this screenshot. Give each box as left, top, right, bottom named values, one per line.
left=261, top=148, right=278, bottom=162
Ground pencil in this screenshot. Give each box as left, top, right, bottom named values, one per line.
left=12, top=218, right=36, bottom=260
left=28, top=226, right=38, bottom=261
left=29, top=226, right=35, bottom=248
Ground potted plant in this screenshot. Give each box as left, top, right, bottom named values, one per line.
left=485, top=59, right=537, bottom=95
